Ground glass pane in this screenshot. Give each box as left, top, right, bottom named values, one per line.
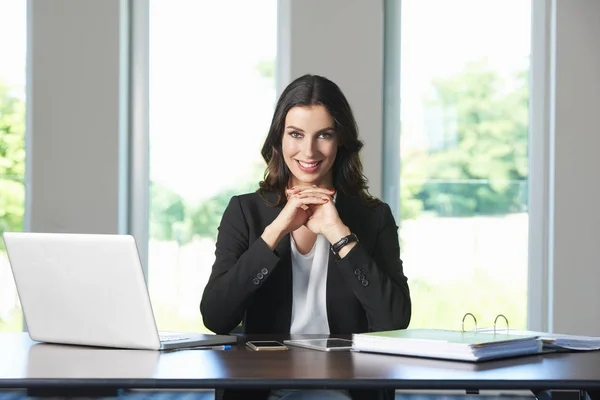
left=0, top=0, right=26, bottom=332
left=148, top=0, right=277, bottom=332
left=399, top=0, right=531, bottom=330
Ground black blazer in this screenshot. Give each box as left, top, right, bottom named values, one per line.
left=200, top=191, right=411, bottom=400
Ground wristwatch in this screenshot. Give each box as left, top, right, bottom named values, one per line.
left=330, top=233, right=359, bottom=259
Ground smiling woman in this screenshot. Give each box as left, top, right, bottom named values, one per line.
left=259, top=75, right=372, bottom=207
left=200, top=74, right=411, bottom=400
left=281, top=105, right=338, bottom=187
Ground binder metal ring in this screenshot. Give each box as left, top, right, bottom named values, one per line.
left=461, top=312, right=477, bottom=333
left=493, top=314, right=509, bottom=334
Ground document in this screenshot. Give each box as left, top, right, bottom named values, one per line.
left=477, top=329, right=600, bottom=351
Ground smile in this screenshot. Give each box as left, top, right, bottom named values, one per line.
left=295, top=159, right=322, bottom=172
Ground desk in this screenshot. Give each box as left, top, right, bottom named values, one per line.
left=1, top=333, right=600, bottom=398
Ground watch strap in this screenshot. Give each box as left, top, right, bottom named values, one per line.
left=330, top=233, right=359, bottom=257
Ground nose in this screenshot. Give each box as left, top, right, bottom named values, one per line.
left=302, top=137, right=315, bottom=158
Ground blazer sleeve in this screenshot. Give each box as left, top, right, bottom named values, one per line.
left=337, top=202, right=411, bottom=332
left=200, top=196, right=280, bottom=334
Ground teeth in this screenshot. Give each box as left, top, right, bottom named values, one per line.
left=299, top=161, right=319, bottom=168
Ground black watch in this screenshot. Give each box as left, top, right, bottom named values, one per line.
left=330, top=233, right=359, bottom=259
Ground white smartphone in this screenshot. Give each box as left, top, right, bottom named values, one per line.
left=283, top=338, right=353, bottom=352
left=246, top=340, right=289, bottom=351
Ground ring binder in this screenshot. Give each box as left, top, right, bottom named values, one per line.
left=493, top=314, right=509, bottom=334
left=461, top=313, right=478, bottom=333
left=352, top=323, right=542, bottom=362
left=461, top=313, right=510, bottom=334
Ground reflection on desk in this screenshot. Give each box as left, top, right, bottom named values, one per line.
left=27, top=343, right=159, bottom=379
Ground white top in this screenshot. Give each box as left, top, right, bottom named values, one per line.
left=289, top=233, right=330, bottom=334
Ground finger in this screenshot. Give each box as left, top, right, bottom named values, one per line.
left=286, top=186, right=310, bottom=195
left=289, top=195, right=326, bottom=210
left=292, top=195, right=330, bottom=207
left=286, top=186, right=335, bottom=196
left=294, top=189, right=335, bottom=198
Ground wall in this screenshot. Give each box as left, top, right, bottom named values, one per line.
left=549, top=0, right=600, bottom=335
left=27, top=0, right=127, bottom=234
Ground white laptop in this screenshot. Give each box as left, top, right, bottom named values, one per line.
left=2, top=232, right=237, bottom=351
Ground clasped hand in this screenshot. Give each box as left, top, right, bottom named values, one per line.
left=276, top=185, right=341, bottom=238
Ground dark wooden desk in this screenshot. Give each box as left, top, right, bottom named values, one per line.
left=1, top=333, right=600, bottom=397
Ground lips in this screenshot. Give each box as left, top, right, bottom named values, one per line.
left=296, top=159, right=322, bottom=172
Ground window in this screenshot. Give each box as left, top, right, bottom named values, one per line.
left=148, top=0, right=277, bottom=332
left=398, top=0, right=531, bottom=329
left=0, top=0, right=26, bottom=332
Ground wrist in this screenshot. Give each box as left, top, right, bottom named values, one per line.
left=323, top=224, right=351, bottom=245
left=262, top=224, right=285, bottom=250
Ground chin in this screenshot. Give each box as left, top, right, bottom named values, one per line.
left=293, top=172, right=320, bottom=185
left=302, top=178, right=324, bottom=186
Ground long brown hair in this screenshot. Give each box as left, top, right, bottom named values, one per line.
left=258, top=74, right=378, bottom=206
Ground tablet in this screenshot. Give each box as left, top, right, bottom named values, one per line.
left=283, top=338, right=353, bottom=352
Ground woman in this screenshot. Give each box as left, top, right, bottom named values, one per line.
left=200, top=74, right=411, bottom=400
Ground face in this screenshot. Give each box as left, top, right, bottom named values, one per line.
left=281, top=105, right=338, bottom=188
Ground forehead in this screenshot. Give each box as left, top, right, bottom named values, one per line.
left=284, top=105, right=334, bottom=129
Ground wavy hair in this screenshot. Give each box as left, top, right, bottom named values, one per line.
left=258, top=74, right=378, bottom=206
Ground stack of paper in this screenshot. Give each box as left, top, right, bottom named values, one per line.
left=544, top=333, right=600, bottom=350
left=477, top=329, right=600, bottom=351
left=352, top=329, right=542, bottom=362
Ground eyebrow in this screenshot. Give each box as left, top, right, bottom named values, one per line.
left=285, top=125, right=335, bottom=134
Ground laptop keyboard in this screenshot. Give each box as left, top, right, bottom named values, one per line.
left=159, top=334, right=191, bottom=342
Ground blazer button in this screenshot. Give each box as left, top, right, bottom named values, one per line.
left=361, top=279, right=370, bottom=287
left=257, top=272, right=264, bottom=279
left=261, top=268, right=269, bottom=275
left=252, top=278, right=260, bottom=285
left=354, top=268, right=362, bottom=276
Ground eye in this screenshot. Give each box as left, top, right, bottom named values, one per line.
left=288, top=131, right=303, bottom=138
left=318, top=131, right=335, bottom=139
